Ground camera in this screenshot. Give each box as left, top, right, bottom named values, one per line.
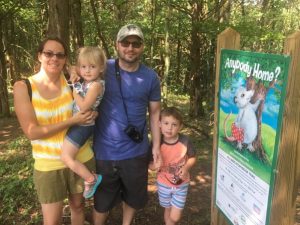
left=124, top=125, right=143, bottom=143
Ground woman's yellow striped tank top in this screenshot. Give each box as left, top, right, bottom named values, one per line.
left=28, top=74, right=93, bottom=171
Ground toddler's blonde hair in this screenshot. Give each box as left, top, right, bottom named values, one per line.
left=77, top=46, right=107, bottom=79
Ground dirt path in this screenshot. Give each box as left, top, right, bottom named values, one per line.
left=1, top=116, right=298, bottom=225
left=0, top=116, right=23, bottom=148
left=0, top=116, right=212, bottom=225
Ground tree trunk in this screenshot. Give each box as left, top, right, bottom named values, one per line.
left=70, top=0, right=84, bottom=49
left=162, top=0, right=171, bottom=105
left=219, top=0, right=232, bottom=22
left=189, top=2, right=204, bottom=117
left=246, top=76, right=270, bottom=162
left=0, top=21, right=10, bottom=116
left=175, top=16, right=181, bottom=85
left=47, top=0, right=70, bottom=50
left=5, top=17, right=18, bottom=84
left=150, top=0, right=157, bottom=67
left=89, top=0, right=110, bottom=58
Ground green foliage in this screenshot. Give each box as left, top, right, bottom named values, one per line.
left=2, top=0, right=300, bottom=117
left=165, top=93, right=189, bottom=113
left=0, top=137, right=42, bottom=224
left=230, top=0, right=299, bottom=53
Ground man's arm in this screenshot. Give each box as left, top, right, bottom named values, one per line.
left=148, top=101, right=161, bottom=166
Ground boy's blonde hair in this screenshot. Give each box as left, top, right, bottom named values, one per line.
left=160, top=107, right=183, bottom=124
left=77, top=46, right=107, bottom=79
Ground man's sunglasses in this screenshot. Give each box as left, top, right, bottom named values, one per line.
left=42, top=51, right=66, bottom=59
left=119, top=40, right=143, bottom=48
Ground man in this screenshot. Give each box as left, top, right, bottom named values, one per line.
left=93, top=24, right=161, bottom=225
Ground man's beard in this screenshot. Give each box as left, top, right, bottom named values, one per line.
left=118, top=53, right=140, bottom=64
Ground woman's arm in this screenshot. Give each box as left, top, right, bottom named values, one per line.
left=73, top=82, right=102, bottom=112
left=13, top=80, right=93, bottom=140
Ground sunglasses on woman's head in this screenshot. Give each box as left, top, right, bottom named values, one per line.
left=42, top=51, right=66, bottom=59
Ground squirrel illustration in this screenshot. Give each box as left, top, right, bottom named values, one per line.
left=224, top=87, right=263, bottom=152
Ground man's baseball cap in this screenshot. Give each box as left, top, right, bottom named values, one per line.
left=117, top=24, right=144, bottom=42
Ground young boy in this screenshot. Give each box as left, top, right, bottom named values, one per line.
left=150, top=106, right=197, bottom=225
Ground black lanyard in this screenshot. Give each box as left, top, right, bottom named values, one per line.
left=115, top=58, right=130, bottom=122
left=114, top=59, right=146, bottom=130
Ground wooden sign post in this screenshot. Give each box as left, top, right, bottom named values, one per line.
left=211, top=28, right=299, bottom=225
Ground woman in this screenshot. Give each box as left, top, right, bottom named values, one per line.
left=14, top=37, right=95, bottom=225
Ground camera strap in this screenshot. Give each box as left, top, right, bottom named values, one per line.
left=115, top=59, right=146, bottom=131
left=115, top=58, right=130, bottom=120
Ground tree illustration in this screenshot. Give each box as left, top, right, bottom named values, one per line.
left=246, top=76, right=275, bottom=163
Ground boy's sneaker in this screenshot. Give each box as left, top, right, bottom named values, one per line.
left=83, top=174, right=102, bottom=199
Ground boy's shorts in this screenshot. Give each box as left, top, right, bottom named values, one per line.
left=157, top=182, right=189, bottom=209
left=33, top=158, right=95, bottom=204
left=94, top=154, right=148, bottom=212
left=65, top=125, right=94, bottom=148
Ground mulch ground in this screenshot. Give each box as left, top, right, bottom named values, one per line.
left=0, top=115, right=212, bottom=225
left=1, top=116, right=299, bottom=225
